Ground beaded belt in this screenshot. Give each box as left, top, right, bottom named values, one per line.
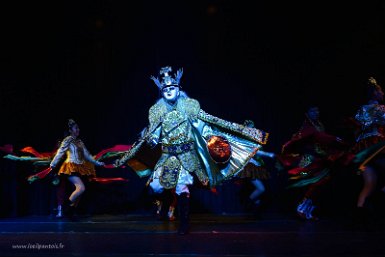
left=162, top=142, right=195, bottom=154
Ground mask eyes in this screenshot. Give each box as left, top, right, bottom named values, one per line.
left=162, top=86, right=176, bottom=93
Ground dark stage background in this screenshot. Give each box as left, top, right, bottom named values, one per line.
left=0, top=1, right=384, bottom=217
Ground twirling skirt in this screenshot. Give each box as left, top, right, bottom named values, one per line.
left=58, top=162, right=96, bottom=177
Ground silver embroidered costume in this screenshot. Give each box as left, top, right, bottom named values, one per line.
left=116, top=67, right=269, bottom=193
left=355, top=103, right=385, bottom=142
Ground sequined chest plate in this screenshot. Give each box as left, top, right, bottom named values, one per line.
left=161, top=110, right=192, bottom=145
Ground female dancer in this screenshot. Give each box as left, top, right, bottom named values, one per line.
left=49, top=119, right=105, bottom=216
left=277, top=106, right=347, bottom=220
left=351, top=77, right=385, bottom=223
left=3, top=127, right=130, bottom=218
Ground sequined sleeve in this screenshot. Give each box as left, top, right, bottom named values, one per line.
left=50, top=136, right=73, bottom=168
left=115, top=139, right=146, bottom=167
left=81, top=141, right=102, bottom=166
left=116, top=103, right=164, bottom=167
left=355, top=106, right=371, bottom=126
left=198, top=110, right=269, bottom=144
left=355, top=104, right=385, bottom=126
left=148, top=102, right=167, bottom=133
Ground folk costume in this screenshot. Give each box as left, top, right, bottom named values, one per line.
left=115, top=66, right=269, bottom=234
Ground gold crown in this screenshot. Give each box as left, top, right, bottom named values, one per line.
left=368, top=76, right=382, bottom=91
left=368, top=77, right=377, bottom=85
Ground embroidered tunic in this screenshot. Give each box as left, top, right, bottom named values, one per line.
left=50, top=136, right=102, bottom=176
left=117, top=95, right=269, bottom=189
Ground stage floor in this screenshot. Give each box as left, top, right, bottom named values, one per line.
left=0, top=212, right=384, bottom=257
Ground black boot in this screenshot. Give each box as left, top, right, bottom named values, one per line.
left=177, top=193, right=190, bottom=235
left=64, top=199, right=77, bottom=220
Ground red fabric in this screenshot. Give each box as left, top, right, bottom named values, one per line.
left=287, top=159, right=327, bottom=175
left=282, top=121, right=338, bottom=155
left=278, top=116, right=352, bottom=187
left=210, top=187, right=219, bottom=195
left=21, top=146, right=55, bottom=158
left=20, top=144, right=131, bottom=160
left=89, top=177, right=129, bottom=184
left=27, top=167, right=53, bottom=181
